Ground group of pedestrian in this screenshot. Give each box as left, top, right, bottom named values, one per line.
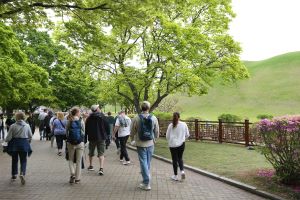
left=3, top=101, right=190, bottom=191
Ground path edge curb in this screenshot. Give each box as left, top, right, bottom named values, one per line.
left=127, top=145, right=285, bottom=200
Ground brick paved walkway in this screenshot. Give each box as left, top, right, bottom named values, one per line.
left=0, top=137, right=266, bottom=200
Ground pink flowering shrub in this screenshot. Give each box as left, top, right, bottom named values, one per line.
left=257, top=115, right=300, bottom=184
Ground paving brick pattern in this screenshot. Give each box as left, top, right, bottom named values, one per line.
left=0, top=138, right=266, bottom=200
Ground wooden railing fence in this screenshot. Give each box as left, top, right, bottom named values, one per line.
left=158, top=119, right=262, bottom=146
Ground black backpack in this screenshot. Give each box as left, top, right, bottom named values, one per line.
left=138, top=114, right=154, bottom=141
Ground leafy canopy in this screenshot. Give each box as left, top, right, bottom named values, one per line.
left=56, top=0, right=248, bottom=112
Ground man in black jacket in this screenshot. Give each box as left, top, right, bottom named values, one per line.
left=85, top=105, right=109, bottom=176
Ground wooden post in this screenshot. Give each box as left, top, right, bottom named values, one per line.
left=218, top=119, right=223, bottom=143
left=245, top=119, right=250, bottom=146
left=195, top=119, right=199, bottom=141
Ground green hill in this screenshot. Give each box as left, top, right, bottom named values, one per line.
left=177, top=52, right=300, bottom=121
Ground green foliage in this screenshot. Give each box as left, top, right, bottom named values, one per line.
left=0, top=22, right=49, bottom=110
left=218, top=113, right=242, bottom=122
left=55, top=0, right=248, bottom=113
left=257, top=114, right=273, bottom=120
left=257, top=116, right=300, bottom=184
left=152, top=111, right=172, bottom=120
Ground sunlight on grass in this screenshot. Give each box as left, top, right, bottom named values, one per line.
left=154, top=138, right=272, bottom=177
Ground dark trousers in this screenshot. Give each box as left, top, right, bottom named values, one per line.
left=11, top=151, right=27, bottom=176
left=55, top=135, right=65, bottom=149
left=119, top=135, right=130, bottom=161
left=39, top=121, right=45, bottom=140
left=115, top=133, right=120, bottom=149
left=169, top=142, right=185, bottom=175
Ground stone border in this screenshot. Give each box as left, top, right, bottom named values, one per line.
left=127, top=145, right=285, bottom=200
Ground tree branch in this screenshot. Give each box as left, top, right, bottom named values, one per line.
left=117, top=86, right=134, bottom=105
left=0, top=2, right=110, bottom=18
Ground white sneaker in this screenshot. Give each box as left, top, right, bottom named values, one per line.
left=171, top=175, right=178, bottom=181
left=119, top=159, right=124, bottom=162
left=138, top=183, right=151, bottom=191
left=181, top=172, right=185, bottom=180
left=123, top=161, right=130, bottom=165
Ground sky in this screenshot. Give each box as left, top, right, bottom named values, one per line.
left=229, top=0, right=300, bottom=61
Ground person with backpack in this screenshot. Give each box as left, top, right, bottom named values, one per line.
left=166, top=112, right=190, bottom=181
left=130, top=101, right=159, bottom=191
left=113, top=110, right=131, bottom=165
left=66, top=107, right=85, bottom=184
left=52, top=112, right=67, bottom=156
left=85, top=105, right=109, bottom=175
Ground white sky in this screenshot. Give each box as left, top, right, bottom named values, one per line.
left=229, top=0, right=300, bottom=61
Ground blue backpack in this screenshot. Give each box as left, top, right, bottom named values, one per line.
left=67, top=120, right=83, bottom=145
left=138, top=114, right=154, bottom=141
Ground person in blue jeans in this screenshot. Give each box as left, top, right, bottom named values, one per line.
left=5, top=112, right=32, bottom=185
left=130, top=101, right=159, bottom=191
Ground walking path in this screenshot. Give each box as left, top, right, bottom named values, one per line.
left=0, top=138, right=266, bottom=200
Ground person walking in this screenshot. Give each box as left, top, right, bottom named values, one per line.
left=38, top=109, right=47, bottom=140
left=113, top=110, right=131, bottom=165
left=5, top=111, right=32, bottom=185
left=52, top=112, right=67, bottom=156
left=0, top=113, right=5, bottom=140
left=5, top=114, right=16, bottom=132
left=84, top=105, right=109, bottom=175
left=44, top=110, right=53, bottom=141
left=26, top=112, right=36, bottom=135
left=166, top=112, right=190, bottom=181
left=130, top=101, right=159, bottom=191
left=105, top=112, right=115, bottom=149
left=66, top=107, right=85, bottom=184
left=49, top=113, right=57, bottom=147
left=114, top=113, right=121, bottom=154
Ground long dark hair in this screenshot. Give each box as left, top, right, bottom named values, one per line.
left=172, top=112, right=180, bottom=128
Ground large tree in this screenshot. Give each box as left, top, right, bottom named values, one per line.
left=0, top=22, right=49, bottom=112
left=15, top=28, right=101, bottom=110
left=56, top=0, right=248, bottom=112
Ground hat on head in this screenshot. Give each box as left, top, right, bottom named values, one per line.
left=91, top=104, right=99, bottom=112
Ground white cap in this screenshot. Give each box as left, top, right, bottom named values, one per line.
left=91, top=105, right=99, bottom=112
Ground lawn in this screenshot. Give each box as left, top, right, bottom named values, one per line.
left=176, top=51, right=300, bottom=121
left=154, top=138, right=300, bottom=199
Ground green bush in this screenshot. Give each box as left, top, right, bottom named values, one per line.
left=152, top=112, right=172, bottom=120
left=257, top=114, right=273, bottom=120
left=218, top=113, right=241, bottom=122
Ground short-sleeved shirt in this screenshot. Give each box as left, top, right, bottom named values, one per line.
left=115, top=115, right=131, bottom=137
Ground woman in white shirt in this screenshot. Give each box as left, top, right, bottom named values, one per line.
left=166, top=112, right=190, bottom=181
